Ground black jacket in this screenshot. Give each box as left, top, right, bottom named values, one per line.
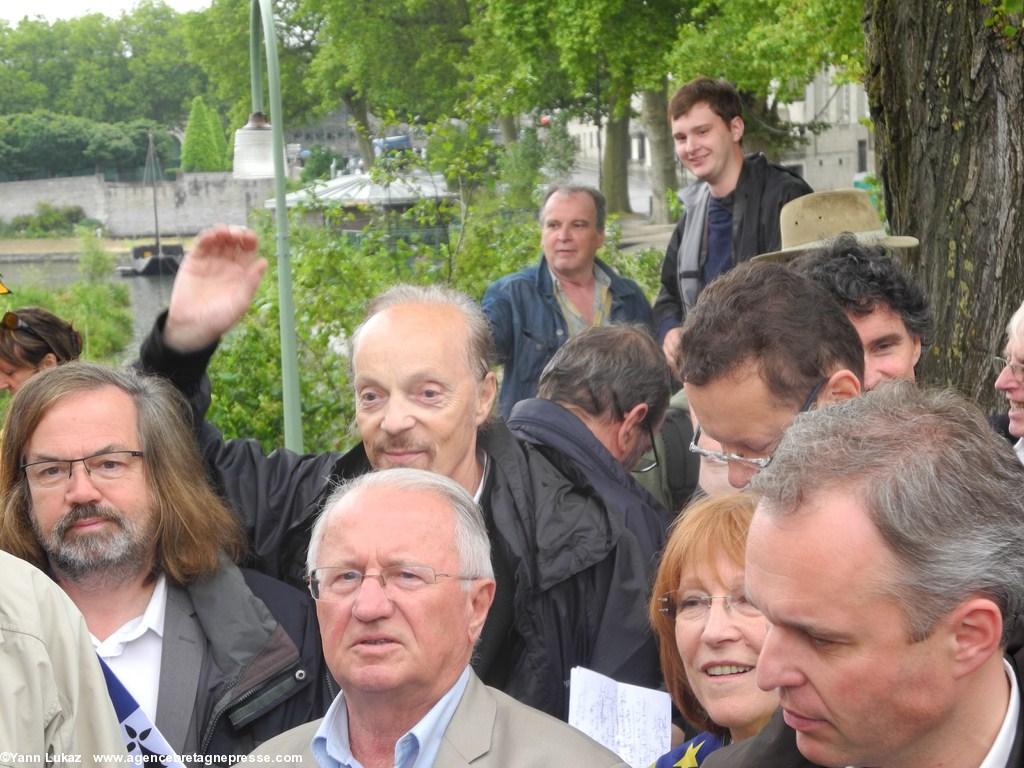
left=483, top=255, right=654, bottom=418
left=653, top=153, right=812, bottom=337
left=160, top=561, right=332, bottom=762
left=140, top=318, right=660, bottom=719
left=507, top=397, right=669, bottom=569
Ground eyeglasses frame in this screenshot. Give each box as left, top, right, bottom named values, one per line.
left=688, top=378, right=827, bottom=470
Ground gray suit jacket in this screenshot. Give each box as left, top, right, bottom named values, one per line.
left=252, top=671, right=628, bottom=766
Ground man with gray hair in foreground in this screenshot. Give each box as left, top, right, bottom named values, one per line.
left=253, top=468, right=627, bottom=767
left=704, top=382, right=1024, bottom=768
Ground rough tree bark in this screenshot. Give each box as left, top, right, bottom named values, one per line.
left=602, top=106, right=633, bottom=214
left=642, top=84, right=679, bottom=224
left=864, top=0, right=1023, bottom=408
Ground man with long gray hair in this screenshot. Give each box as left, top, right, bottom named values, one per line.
left=0, top=363, right=330, bottom=759
left=704, top=382, right=1024, bottom=768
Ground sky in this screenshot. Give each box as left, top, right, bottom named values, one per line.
left=0, top=0, right=212, bottom=24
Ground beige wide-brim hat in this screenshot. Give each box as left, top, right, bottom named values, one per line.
left=754, top=189, right=919, bottom=263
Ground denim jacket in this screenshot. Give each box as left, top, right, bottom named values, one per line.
left=482, top=254, right=653, bottom=418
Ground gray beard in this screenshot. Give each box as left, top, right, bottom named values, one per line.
left=31, top=503, right=153, bottom=585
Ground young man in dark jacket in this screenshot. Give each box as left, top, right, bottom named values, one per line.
left=655, top=77, right=812, bottom=362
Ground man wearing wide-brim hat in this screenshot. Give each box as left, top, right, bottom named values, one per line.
left=758, top=189, right=933, bottom=391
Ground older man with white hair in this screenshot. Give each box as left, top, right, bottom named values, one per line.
left=253, top=468, right=627, bottom=767
left=995, top=299, right=1024, bottom=465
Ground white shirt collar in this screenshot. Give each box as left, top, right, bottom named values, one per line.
left=473, top=452, right=489, bottom=504
left=978, top=658, right=1019, bottom=768
left=92, top=573, right=167, bottom=654
left=1013, top=438, right=1024, bottom=467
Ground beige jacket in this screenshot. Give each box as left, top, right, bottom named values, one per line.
left=0, top=551, right=126, bottom=767
left=252, top=670, right=628, bottom=767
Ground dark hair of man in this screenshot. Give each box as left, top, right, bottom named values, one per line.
left=537, top=324, right=672, bottom=429
left=539, top=185, right=607, bottom=231
left=0, top=307, right=83, bottom=368
left=790, top=234, right=934, bottom=348
left=0, top=362, right=244, bottom=584
left=678, top=261, right=865, bottom=407
left=668, top=76, right=743, bottom=124
left=752, top=382, right=1024, bottom=645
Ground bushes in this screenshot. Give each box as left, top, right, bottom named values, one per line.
left=0, top=203, right=99, bottom=238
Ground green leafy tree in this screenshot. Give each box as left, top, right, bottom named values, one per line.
left=181, top=96, right=223, bottom=172
left=182, top=0, right=321, bottom=135
left=203, top=103, right=229, bottom=171
left=0, top=4, right=208, bottom=125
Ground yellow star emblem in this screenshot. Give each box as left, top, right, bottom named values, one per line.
left=674, top=738, right=706, bottom=768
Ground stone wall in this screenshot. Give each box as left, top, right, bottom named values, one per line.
left=0, top=173, right=275, bottom=237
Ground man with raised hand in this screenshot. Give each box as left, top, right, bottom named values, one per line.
left=139, top=228, right=661, bottom=720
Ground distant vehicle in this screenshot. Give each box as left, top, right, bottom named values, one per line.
left=372, top=135, right=412, bottom=156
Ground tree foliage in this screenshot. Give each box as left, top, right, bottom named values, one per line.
left=0, top=2, right=207, bottom=125
left=181, top=0, right=322, bottom=135
left=0, top=112, right=176, bottom=180
left=182, top=96, right=227, bottom=172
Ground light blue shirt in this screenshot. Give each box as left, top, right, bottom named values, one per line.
left=311, top=666, right=472, bottom=768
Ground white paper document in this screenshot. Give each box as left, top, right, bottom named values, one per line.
left=568, top=666, right=672, bottom=768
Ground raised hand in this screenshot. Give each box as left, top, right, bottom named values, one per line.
left=164, top=226, right=268, bottom=352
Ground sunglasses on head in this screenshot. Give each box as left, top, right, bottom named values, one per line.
left=2, top=311, right=55, bottom=356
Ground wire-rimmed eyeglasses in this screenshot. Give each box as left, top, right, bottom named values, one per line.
left=657, top=590, right=763, bottom=621
left=307, top=564, right=479, bottom=600
left=21, top=450, right=145, bottom=490
left=687, top=378, right=826, bottom=470
left=992, top=355, right=1024, bottom=381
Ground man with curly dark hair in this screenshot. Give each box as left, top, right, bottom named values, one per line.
left=790, top=234, right=932, bottom=390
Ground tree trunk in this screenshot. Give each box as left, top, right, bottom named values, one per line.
left=499, top=113, right=519, bottom=144
left=864, top=0, right=1023, bottom=410
left=641, top=84, right=678, bottom=224
left=602, top=108, right=632, bottom=214
left=342, top=91, right=376, bottom=170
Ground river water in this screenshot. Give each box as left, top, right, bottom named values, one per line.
left=0, top=256, right=174, bottom=360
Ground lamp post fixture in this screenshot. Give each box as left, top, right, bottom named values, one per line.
left=233, top=0, right=303, bottom=452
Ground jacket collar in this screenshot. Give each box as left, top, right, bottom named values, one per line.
left=435, top=672, right=495, bottom=765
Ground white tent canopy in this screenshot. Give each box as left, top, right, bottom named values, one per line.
left=265, top=170, right=451, bottom=209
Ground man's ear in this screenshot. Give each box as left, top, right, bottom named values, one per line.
left=910, top=334, right=923, bottom=368
left=615, top=402, right=649, bottom=455
left=475, top=371, right=498, bottom=425
left=467, top=579, right=496, bottom=646
left=945, top=597, right=1003, bottom=679
left=730, top=115, right=745, bottom=143
left=818, top=369, right=861, bottom=405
